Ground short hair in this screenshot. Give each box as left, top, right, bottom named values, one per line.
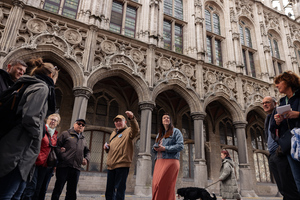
left=28, top=58, right=59, bottom=80
left=47, top=113, right=61, bottom=125
left=274, top=71, right=300, bottom=92
left=9, top=59, right=28, bottom=68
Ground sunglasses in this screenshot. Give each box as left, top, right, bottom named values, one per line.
left=76, top=122, right=85, bottom=127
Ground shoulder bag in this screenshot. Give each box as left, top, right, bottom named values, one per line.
left=47, top=134, right=57, bottom=167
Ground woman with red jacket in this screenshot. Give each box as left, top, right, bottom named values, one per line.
left=22, top=113, right=61, bottom=200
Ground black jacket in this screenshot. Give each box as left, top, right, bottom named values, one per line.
left=0, top=69, right=14, bottom=95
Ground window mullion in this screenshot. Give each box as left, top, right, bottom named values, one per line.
left=212, top=36, right=216, bottom=65
left=245, top=49, right=251, bottom=76
left=172, top=20, right=175, bottom=51
left=121, top=2, right=128, bottom=35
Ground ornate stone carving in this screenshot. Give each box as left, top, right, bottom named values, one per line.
left=110, top=55, right=135, bottom=70
left=26, top=18, right=47, bottom=34
left=158, top=57, right=171, bottom=70
left=73, top=87, right=93, bottom=99
left=225, top=77, right=235, bottom=90
left=205, top=71, right=217, bottom=84
left=64, top=29, right=82, bottom=44
left=181, top=64, right=194, bottom=77
left=101, top=40, right=117, bottom=54
left=130, top=49, right=144, bottom=63
left=235, top=0, right=254, bottom=19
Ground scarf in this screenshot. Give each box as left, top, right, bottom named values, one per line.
left=46, top=124, right=56, bottom=137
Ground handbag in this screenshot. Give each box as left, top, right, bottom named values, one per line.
left=46, top=134, right=57, bottom=167
left=278, top=128, right=293, bottom=154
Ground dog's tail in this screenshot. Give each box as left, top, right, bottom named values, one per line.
left=211, top=193, right=217, bottom=200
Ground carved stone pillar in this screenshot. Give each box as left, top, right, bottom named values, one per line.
left=191, top=112, right=207, bottom=188
left=233, top=121, right=257, bottom=197
left=263, top=45, right=274, bottom=79
left=0, top=1, right=24, bottom=53
left=149, top=0, right=160, bottom=45
left=232, top=32, right=243, bottom=69
left=70, top=87, right=92, bottom=127
left=134, top=101, right=155, bottom=197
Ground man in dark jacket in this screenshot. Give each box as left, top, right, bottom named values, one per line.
left=51, top=119, right=90, bottom=200
left=0, top=59, right=28, bottom=94
left=262, top=96, right=300, bottom=199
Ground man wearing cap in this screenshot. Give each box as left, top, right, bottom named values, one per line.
left=51, top=119, right=90, bottom=200
left=104, top=111, right=140, bottom=200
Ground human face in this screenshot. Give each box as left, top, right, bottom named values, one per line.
left=74, top=121, right=85, bottom=133
left=221, top=153, right=226, bottom=160
left=46, top=116, right=59, bottom=129
left=114, top=118, right=126, bottom=130
left=7, top=64, right=26, bottom=81
left=162, top=115, right=170, bottom=127
left=262, top=97, right=275, bottom=114
left=275, top=80, right=289, bottom=94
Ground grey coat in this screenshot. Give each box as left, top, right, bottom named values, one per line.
left=0, top=75, right=49, bottom=181
left=219, top=158, right=241, bottom=199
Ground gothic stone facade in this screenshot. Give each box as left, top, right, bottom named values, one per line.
left=1, top=0, right=300, bottom=197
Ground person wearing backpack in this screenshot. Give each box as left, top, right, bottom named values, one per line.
left=0, top=58, right=59, bottom=200
left=22, top=113, right=60, bottom=200
left=0, top=59, right=28, bottom=95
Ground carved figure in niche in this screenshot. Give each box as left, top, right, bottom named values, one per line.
left=130, top=49, right=143, bottom=63
left=158, top=57, right=171, bottom=70
left=64, top=29, right=82, bottom=44
left=27, top=19, right=47, bottom=34
left=181, top=65, right=194, bottom=77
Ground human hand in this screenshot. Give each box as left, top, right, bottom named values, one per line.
left=125, top=111, right=134, bottom=119
left=283, top=110, right=300, bottom=119
left=103, top=142, right=110, bottom=150
left=82, top=158, right=87, bottom=165
left=274, top=114, right=284, bottom=125
left=154, top=145, right=166, bottom=152
left=60, top=147, right=66, bottom=152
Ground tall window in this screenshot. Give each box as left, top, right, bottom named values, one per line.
left=268, top=33, right=284, bottom=75
left=110, top=0, right=138, bottom=38
left=295, top=44, right=300, bottom=67
left=44, top=0, right=80, bottom=19
left=239, top=20, right=256, bottom=77
left=219, top=118, right=237, bottom=146
left=163, top=0, right=184, bottom=53
left=205, top=6, right=223, bottom=67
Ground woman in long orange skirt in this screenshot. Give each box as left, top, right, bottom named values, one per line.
left=152, top=113, right=184, bottom=200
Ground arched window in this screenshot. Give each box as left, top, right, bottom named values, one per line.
left=239, top=20, right=256, bottom=77
left=253, top=153, right=271, bottom=183
left=205, top=6, right=223, bottom=67
left=163, top=0, right=185, bottom=53
left=268, top=32, right=284, bottom=75
left=250, top=125, right=266, bottom=150
left=110, top=0, right=138, bottom=38
left=294, top=43, right=300, bottom=68
left=219, top=118, right=237, bottom=146
left=43, top=0, right=80, bottom=19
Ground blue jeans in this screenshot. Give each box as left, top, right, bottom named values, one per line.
left=51, top=167, right=80, bottom=200
left=0, top=167, right=27, bottom=200
left=105, top=167, right=129, bottom=200
left=287, top=154, right=300, bottom=194
left=22, top=165, right=54, bottom=200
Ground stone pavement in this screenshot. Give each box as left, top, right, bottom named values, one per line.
left=45, top=192, right=283, bottom=200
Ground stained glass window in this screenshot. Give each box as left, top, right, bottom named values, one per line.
left=215, top=39, right=222, bottom=67
left=205, top=9, right=212, bottom=32
left=62, top=0, right=79, bottom=19
left=249, top=52, right=256, bottom=77
left=213, top=13, right=220, bottom=35
left=174, top=0, right=183, bottom=20
left=273, top=40, right=280, bottom=59
left=245, top=28, right=252, bottom=48
left=269, top=37, right=274, bottom=57
left=124, top=6, right=137, bottom=37
left=163, top=20, right=172, bottom=50
left=164, top=0, right=173, bottom=16
left=206, top=36, right=213, bottom=64
left=239, top=24, right=244, bottom=45
left=175, top=24, right=183, bottom=53
left=110, top=1, right=123, bottom=34
left=44, top=0, right=61, bottom=14
left=242, top=49, right=248, bottom=74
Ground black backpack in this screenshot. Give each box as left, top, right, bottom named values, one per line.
left=0, top=82, right=31, bottom=138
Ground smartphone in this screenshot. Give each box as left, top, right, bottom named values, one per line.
left=154, top=142, right=159, bottom=148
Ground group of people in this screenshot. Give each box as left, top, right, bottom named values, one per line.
left=1, top=57, right=299, bottom=200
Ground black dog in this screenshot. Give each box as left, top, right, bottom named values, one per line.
left=177, top=187, right=217, bottom=200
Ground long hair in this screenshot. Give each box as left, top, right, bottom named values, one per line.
left=155, top=113, right=174, bottom=143
left=274, top=71, right=300, bottom=93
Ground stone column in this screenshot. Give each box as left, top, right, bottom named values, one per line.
left=233, top=121, right=257, bottom=197
left=70, top=86, right=92, bottom=127
left=191, top=112, right=207, bottom=188
left=232, top=32, right=243, bottom=69
left=264, top=45, right=274, bottom=80
left=134, top=101, right=155, bottom=197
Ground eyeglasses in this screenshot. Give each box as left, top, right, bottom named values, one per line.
left=262, top=101, right=271, bottom=105
left=49, top=118, right=58, bottom=122
left=54, top=66, right=59, bottom=71
left=76, top=122, right=85, bottom=127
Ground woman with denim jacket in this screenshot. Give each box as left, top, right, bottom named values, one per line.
left=152, top=113, right=184, bottom=200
